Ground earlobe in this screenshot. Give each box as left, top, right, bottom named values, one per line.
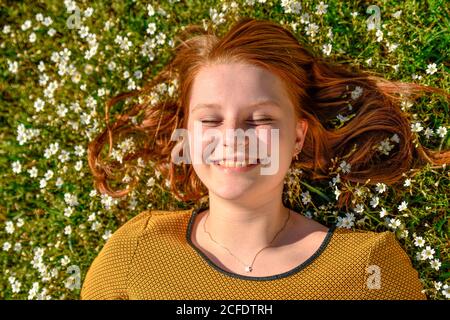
left=295, top=119, right=308, bottom=151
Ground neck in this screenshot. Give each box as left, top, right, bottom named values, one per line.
left=202, top=191, right=291, bottom=256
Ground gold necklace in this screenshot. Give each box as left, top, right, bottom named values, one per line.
left=203, top=208, right=291, bottom=273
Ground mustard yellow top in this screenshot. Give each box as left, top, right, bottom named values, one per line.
left=80, top=207, right=427, bottom=300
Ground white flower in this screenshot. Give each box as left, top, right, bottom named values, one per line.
left=305, top=23, right=319, bottom=38
left=315, top=1, right=328, bottom=15
left=414, top=236, right=425, bottom=248
left=390, top=134, right=400, bottom=143
left=74, top=145, right=85, bottom=157
left=426, top=63, right=438, bottom=75
left=370, top=196, right=379, bottom=208
left=353, top=204, right=364, bottom=214
left=322, top=43, right=332, bottom=56
left=398, top=201, right=408, bottom=212
left=147, top=4, right=155, bottom=16
left=11, top=280, right=21, bottom=293
left=436, top=126, right=447, bottom=138
left=392, top=10, right=402, bottom=19
left=330, top=173, right=341, bottom=186
left=34, top=98, right=45, bottom=112
left=375, top=29, right=383, bottom=42
left=29, top=32, right=36, bottom=43
left=442, top=284, right=450, bottom=299
left=14, top=243, right=22, bottom=252
left=339, top=160, right=351, bottom=174
left=100, top=193, right=119, bottom=210
left=146, top=22, right=157, bottom=35
left=375, top=182, right=387, bottom=194
left=74, top=160, right=83, bottom=171
left=60, top=255, right=70, bottom=266
left=424, top=127, right=434, bottom=139
left=377, top=138, right=394, bottom=155
left=39, top=178, right=47, bottom=189
left=434, top=281, right=442, bottom=291
left=8, top=60, right=18, bottom=73
left=420, top=246, right=435, bottom=260
left=43, top=17, right=53, bottom=27
left=388, top=218, right=401, bottom=230
left=336, top=213, right=355, bottom=229
left=107, top=61, right=116, bottom=71
left=64, top=193, right=79, bottom=206
left=336, top=114, right=350, bottom=122
left=334, top=186, right=341, bottom=200
left=11, top=161, right=22, bottom=174
left=131, top=72, right=143, bottom=84
left=44, top=169, right=54, bottom=181
left=404, top=178, right=411, bottom=187
left=21, top=20, right=32, bottom=31
left=430, top=259, right=441, bottom=271
left=102, top=230, right=112, bottom=241
left=84, top=7, right=94, bottom=17
left=379, top=207, right=388, bottom=218
left=64, top=207, right=74, bottom=217
left=400, top=229, right=408, bottom=239
left=64, top=225, right=72, bottom=235
left=281, top=0, right=302, bottom=14
left=91, top=221, right=100, bottom=231
left=16, top=218, right=24, bottom=228
left=411, top=122, right=423, bottom=133
left=3, top=242, right=12, bottom=251
left=301, top=191, right=312, bottom=205
left=88, top=212, right=96, bottom=222
left=351, top=86, right=363, bottom=100
left=386, top=42, right=399, bottom=53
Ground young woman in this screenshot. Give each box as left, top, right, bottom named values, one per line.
left=81, top=17, right=449, bottom=299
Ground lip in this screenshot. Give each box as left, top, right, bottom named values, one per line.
left=213, top=162, right=260, bottom=173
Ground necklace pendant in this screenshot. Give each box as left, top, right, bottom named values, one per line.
left=245, top=266, right=253, bottom=273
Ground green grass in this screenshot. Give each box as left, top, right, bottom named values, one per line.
left=0, top=0, right=449, bottom=299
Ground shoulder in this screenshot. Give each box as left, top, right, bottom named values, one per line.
left=332, top=228, right=427, bottom=300
left=80, top=208, right=193, bottom=299
left=105, top=208, right=193, bottom=242
left=331, top=227, right=419, bottom=272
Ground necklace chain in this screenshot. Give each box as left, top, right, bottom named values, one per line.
left=202, top=208, right=291, bottom=273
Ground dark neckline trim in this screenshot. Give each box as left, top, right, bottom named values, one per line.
left=185, top=206, right=336, bottom=281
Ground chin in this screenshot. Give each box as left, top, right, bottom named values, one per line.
left=209, top=188, right=251, bottom=200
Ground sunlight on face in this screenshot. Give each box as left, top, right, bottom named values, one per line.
left=187, top=62, right=302, bottom=201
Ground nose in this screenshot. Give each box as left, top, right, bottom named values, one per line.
left=217, top=120, right=253, bottom=162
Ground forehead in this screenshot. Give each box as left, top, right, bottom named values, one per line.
left=189, top=63, right=290, bottom=112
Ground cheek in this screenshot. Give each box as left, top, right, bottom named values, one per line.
left=187, top=126, right=217, bottom=167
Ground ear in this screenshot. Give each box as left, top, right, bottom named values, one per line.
left=294, top=118, right=308, bottom=154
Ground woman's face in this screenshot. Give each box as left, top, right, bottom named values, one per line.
left=186, top=62, right=307, bottom=201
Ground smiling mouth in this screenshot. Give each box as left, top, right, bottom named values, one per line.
left=212, top=159, right=260, bottom=168
left=210, top=157, right=270, bottom=168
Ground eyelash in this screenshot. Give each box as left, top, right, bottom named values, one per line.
left=200, top=118, right=273, bottom=125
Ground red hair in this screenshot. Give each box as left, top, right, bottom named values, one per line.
left=87, top=17, right=450, bottom=210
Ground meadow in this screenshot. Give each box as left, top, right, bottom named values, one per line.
left=0, top=0, right=449, bottom=299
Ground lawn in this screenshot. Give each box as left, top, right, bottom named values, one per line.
left=0, top=0, right=449, bottom=299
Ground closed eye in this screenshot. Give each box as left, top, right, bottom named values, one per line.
left=200, top=119, right=273, bottom=125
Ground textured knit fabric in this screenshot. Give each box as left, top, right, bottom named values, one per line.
left=80, top=207, right=427, bottom=300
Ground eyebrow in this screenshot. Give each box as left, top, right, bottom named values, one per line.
left=191, top=100, right=281, bottom=113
